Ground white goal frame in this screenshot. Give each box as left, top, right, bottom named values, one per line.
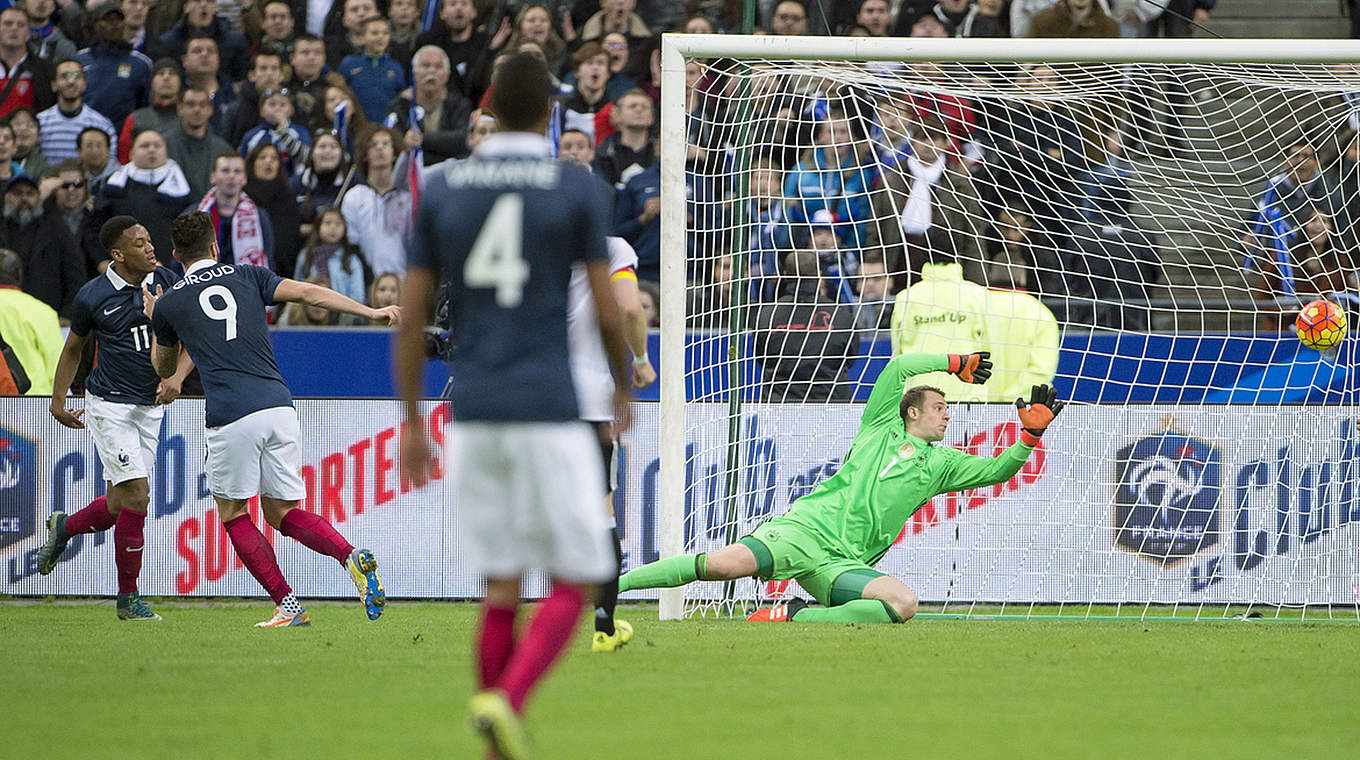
left=656, top=35, right=1360, bottom=620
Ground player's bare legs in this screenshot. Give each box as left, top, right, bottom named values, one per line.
left=860, top=576, right=920, bottom=621
left=617, top=541, right=759, bottom=593
left=471, top=576, right=594, bottom=760
left=752, top=575, right=919, bottom=625
left=259, top=496, right=386, bottom=620
left=216, top=496, right=307, bottom=627
left=702, top=544, right=760, bottom=579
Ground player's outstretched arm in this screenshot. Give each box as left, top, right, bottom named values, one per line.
left=611, top=269, right=655, bottom=388
left=49, top=330, right=89, bottom=429
left=155, top=348, right=195, bottom=404
left=862, top=353, right=987, bottom=427
left=395, top=266, right=436, bottom=487
left=150, top=338, right=179, bottom=379
left=939, top=383, right=1066, bottom=493
left=587, top=259, right=632, bottom=432
left=1015, top=383, right=1064, bottom=447
left=273, top=278, right=402, bottom=325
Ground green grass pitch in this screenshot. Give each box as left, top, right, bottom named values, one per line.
left=8, top=600, right=1360, bottom=759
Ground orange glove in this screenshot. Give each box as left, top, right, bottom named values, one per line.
left=1016, top=384, right=1064, bottom=446
left=947, top=352, right=992, bottom=384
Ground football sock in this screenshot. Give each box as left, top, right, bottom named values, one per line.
left=64, top=495, right=115, bottom=534
left=113, top=509, right=145, bottom=594
left=223, top=514, right=292, bottom=604
left=617, top=553, right=704, bottom=593
left=594, top=528, right=623, bottom=636
left=790, top=599, right=902, bottom=624
left=500, top=584, right=586, bottom=713
left=279, top=509, right=354, bottom=564
left=477, top=602, right=518, bottom=689
left=279, top=593, right=303, bottom=616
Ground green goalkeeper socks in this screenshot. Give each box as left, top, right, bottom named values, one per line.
left=618, top=554, right=705, bottom=593
left=790, top=599, right=902, bottom=624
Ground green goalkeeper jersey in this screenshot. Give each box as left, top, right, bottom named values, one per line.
left=777, top=353, right=1036, bottom=565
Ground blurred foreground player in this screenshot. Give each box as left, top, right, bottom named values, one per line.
left=620, top=354, right=1066, bottom=624
left=397, top=53, right=631, bottom=760
left=147, top=211, right=399, bottom=628
left=40, top=216, right=195, bottom=621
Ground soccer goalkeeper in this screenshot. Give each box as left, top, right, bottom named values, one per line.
left=618, top=352, right=1063, bottom=624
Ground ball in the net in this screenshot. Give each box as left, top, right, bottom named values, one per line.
left=1295, top=299, right=1347, bottom=350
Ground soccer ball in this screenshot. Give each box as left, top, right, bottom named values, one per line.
left=1295, top=299, right=1347, bottom=350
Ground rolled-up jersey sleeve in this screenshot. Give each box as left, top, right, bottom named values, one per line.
left=151, top=306, right=178, bottom=346
left=576, top=175, right=611, bottom=265
left=246, top=264, right=285, bottom=303
left=406, top=191, right=436, bottom=273
left=69, top=290, right=93, bottom=338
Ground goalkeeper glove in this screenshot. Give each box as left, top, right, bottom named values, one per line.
left=947, top=352, right=992, bottom=385
left=1015, top=384, right=1065, bottom=446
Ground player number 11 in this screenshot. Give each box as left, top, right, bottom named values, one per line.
left=130, top=324, right=151, bottom=352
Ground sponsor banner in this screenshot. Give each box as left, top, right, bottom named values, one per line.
left=638, top=404, right=1360, bottom=606
left=1, top=399, right=470, bottom=599
left=3, top=399, right=1358, bottom=604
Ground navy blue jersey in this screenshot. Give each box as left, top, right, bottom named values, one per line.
left=406, top=134, right=611, bottom=422
left=70, top=266, right=180, bottom=405
left=150, top=262, right=292, bottom=427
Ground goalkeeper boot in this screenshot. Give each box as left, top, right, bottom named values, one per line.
left=115, top=592, right=162, bottom=621
left=591, top=619, right=634, bottom=653
left=345, top=548, right=386, bottom=621
left=467, top=689, right=532, bottom=760
left=35, top=512, right=70, bottom=575
left=745, top=598, right=809, bottom=622
left=255, top=606, right=310, bottom=628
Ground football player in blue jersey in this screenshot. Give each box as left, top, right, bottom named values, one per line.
left=147, top=210, right=400, bottom=628
left=396, top=52, right=632, bottom=760
left=40, top=216, right=195, bottom=621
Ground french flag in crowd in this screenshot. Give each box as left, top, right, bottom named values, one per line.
left=805, top=91, right=829, bottom=122
left=547, top=101, right=562, bottom=157
left=421, top=0, right=439, bottom=34
left=409, top=72, right=424, bottom=218
left=333, top=100, right=351, bottom=154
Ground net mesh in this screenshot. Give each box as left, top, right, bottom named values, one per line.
left=665, top=50, right=1360, bottom=620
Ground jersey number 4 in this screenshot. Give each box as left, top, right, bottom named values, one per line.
left=465, top=193, right=529, bottom=308
left=198, top=285, right=239, bottom=341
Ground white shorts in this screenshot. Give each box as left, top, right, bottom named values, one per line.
left=204, top=406, right=307, bottom=501
left=86, top=394, right=162, bottom=486
left=572, top=363, right=616, bottom=423
left=448, top=421, right=614, bottom=584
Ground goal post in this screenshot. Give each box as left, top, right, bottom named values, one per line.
left=656, top=35, right=1360, bottom=621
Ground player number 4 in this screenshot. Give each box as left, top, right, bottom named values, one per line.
left=199, top=285, right=238, bottom=341
left=465, top=193, right=529, bottom=307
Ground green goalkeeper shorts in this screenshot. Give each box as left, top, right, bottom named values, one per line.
left=741, top=518, right=886, bottom=607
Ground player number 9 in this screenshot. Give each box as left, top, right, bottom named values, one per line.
left=199, top=285, right=238, bottom=341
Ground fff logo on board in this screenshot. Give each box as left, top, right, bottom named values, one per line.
left=0, top=427, right=36, bottom=552
left=1113, top=430, right=1221, bottom=565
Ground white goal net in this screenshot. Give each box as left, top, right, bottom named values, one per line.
left=654, top=36, right=1360, bottom=621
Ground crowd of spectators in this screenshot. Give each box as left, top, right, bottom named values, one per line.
left=0, top=0, right=1353, bottom=400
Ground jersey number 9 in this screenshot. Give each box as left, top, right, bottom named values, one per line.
left=199, top=285, right=239, bottom=341
left=464, top=193, right=529, bottom=308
